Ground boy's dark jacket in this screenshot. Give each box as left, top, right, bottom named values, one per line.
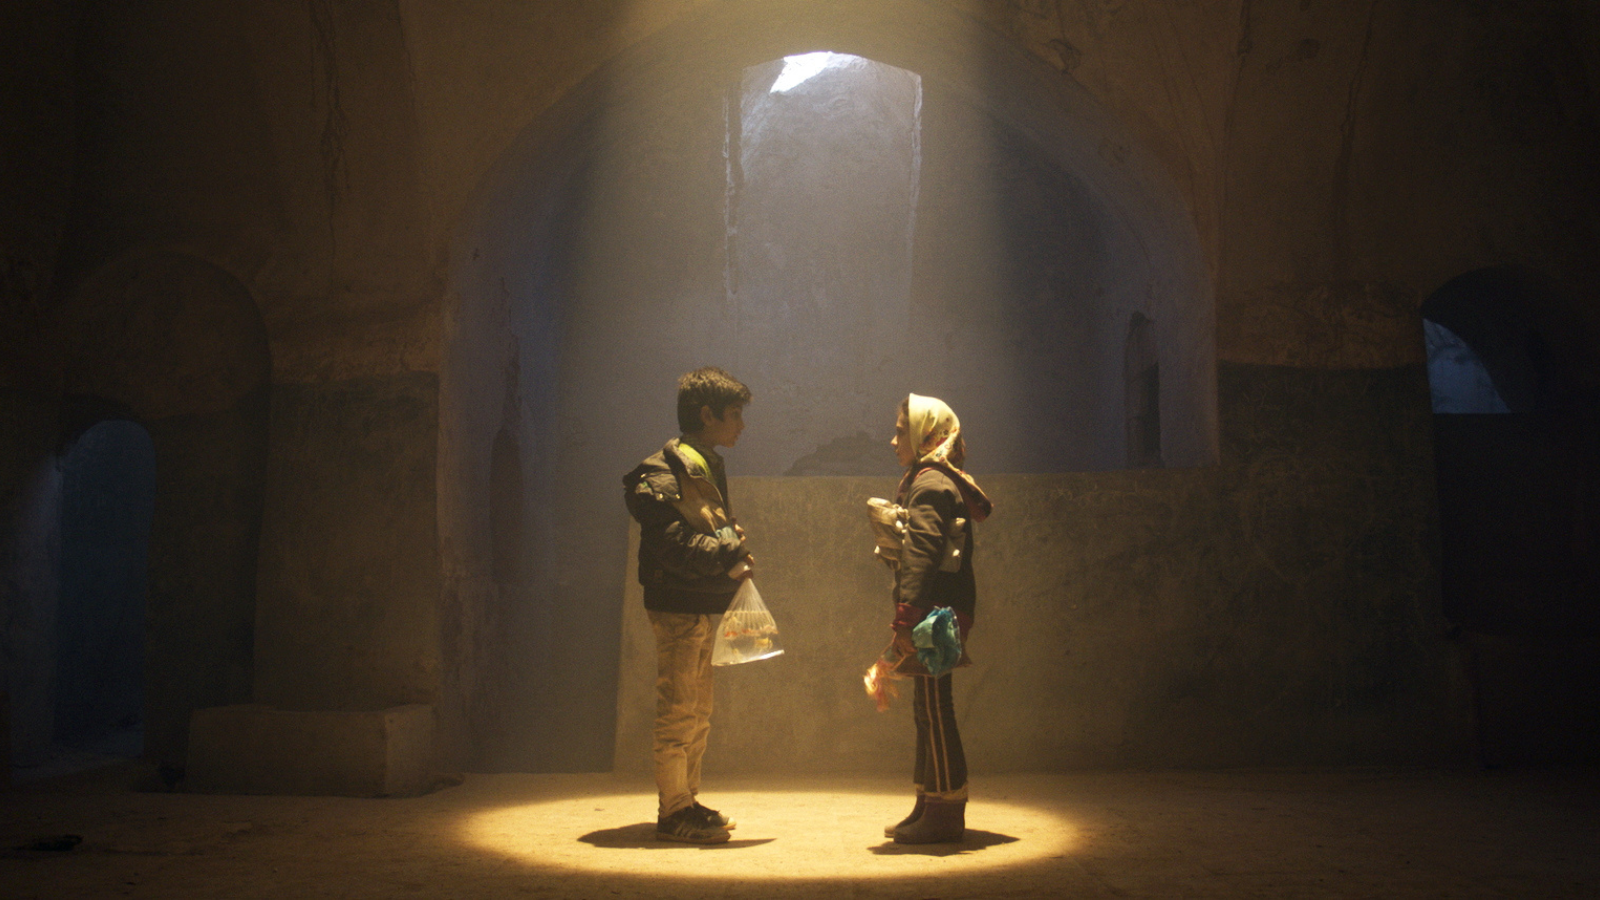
left=623, top=438, right=744, bottom=615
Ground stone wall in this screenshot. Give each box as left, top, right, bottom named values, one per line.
left=615, top=360, right=1471, bottom=774
left=3, top=0, right=1596, bottom=778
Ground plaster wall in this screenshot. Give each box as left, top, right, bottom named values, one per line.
left=0, top=1, right=74, bottom=770
left=1218, top=0, right=1600, bottom=371
left=253, top=374, right=441, bottom=712
left=4, top=0, right=1597, bottom=777
left=36, top=3, right=452, bottom=763
left=0, top=0, right=75, bottom=393
left=0, top=396, right=63, bottom=769
left=615, top=362, right=1469, bottom=774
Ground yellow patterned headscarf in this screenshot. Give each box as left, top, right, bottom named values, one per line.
left=905, top=393, right=965, bottom=469
left=899, top=393, right=992, bottom=521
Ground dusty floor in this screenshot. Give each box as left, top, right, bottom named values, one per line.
left=2, top=764, right=1597, bottom=898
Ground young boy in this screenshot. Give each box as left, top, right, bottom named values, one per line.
left=622, top=366, right=753, bottom=844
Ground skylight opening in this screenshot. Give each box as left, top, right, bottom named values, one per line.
left=770, top=51, right=849, bottom=93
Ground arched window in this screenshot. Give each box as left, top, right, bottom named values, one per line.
left=727, top=52, right=922, bottom=475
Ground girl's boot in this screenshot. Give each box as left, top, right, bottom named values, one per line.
left=884, top=793, right=925, bottom=838
left=892, top=798, right=965, bottom=844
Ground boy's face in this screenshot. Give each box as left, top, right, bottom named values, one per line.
left=697, top=403, right=745, bottom=449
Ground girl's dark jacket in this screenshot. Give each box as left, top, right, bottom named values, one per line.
left=623, top=438, right=745, bottom=615
left=895, top=466, right=977, bottom=623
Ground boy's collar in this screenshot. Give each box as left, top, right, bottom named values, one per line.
left=674, top=435, right=719, bottom=476
left=678, top=433, right=721, bottom=458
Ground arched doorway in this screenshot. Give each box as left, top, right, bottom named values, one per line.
left=444, top=1, right=1214, bottom=770
left=54, top=251, right=271, bottom=773
left=52, top=417, right=156, bottom=773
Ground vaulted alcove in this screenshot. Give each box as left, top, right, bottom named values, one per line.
left=443, top=0, right=1212, bottom=772
left=11, top=251, right=273, bottom=775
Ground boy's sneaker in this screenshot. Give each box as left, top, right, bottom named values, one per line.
left=693, top=801, right=735, bottom=830
left=656, top=805, right=731, bottom=844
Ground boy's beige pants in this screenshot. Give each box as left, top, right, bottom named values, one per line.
left=648, top=610, right=718, bottom=818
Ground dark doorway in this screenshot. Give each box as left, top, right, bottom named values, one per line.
left=1423, top=266, right=1600, bottom=766
left=54, top=418, right=156, bottom=770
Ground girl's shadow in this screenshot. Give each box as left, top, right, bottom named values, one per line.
left=869, top=829, right=1018, bottom=857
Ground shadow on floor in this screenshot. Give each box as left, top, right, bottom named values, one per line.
left=579, top=822, right=775, bottom=850
left=868, top=828, right=1018, bottom=857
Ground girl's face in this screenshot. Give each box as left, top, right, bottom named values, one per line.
left=891, top=408, right=916, bottom=468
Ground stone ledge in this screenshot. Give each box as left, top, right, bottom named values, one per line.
left=187, top=704, right=435, bottom=797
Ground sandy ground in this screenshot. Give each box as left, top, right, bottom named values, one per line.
left=2, top=765, right=1597, bottom=898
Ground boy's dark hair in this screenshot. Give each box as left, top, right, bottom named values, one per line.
left=677, top=366, right=751, bottom=433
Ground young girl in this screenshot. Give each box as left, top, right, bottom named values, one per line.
left=885, top=393, right=993, bottom=844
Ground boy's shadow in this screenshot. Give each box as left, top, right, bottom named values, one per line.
left=868, top=829, right=1018, bottom=857
left=579, top=823, right=775, bottom=850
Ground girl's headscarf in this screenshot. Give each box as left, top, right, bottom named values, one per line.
left=899, top=393, right=993, bottom=521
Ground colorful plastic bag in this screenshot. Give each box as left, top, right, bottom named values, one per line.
left=712, top=579, right=784, bottom=666
left=912, top=606, right=963, bottom=677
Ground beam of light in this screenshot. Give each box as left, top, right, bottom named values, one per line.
left=457, top=779, right=1077, bottom=881
left=770, top=51, right=848, bottom=93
